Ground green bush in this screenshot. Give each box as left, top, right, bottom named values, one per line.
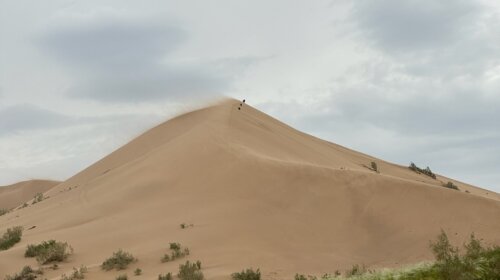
left=32, top=193, right=44, bottom=204
left=134, top=268, right=142, bottom=276
left=161, top=243, right=190, bottom=263
left=116, top=275, right=128, bottom=280
left=60, top=266, right=88, bottom=280
left=101, top=249, right=137, bottom=270
left=370, top=161, right=378, bottom=173
left=158, top=273, right=173, bottom=280
left=4, top=266, right=43, bottom=280
left=409, top=162, right=437, bottom=179
left=178, top=260, right=204, bottom=280
left=442, top=182, right=459, bottom=191
left=0, top=226, right=23, bottom=251
left=232, top=268, right=261, bottom=280
left=345, top=264, right=369, bottom=277
left=25, top=240, right=73, bottom=264
left=294, top=274, right=307, bottom=280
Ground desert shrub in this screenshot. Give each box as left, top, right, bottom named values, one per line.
left=232, top=268, right=261, bottom=280
left=116, top=275, right=128, bottom=280
left=294, top=274, right=307, bottom=280
left=20, top=203, right=29, bottom=209
left=0, top=226, right=23, bottom=250
left=345, top=264, right=369, bottom=277
left=408, top=163, right=437, bottom=179
left=4, top=266, right=43, bottom=280
left=158, top=273, right=173, bottom=280
left=370, top=161, right=378, bottom=172
left=101, top=249, right=137, bottom=270
left=443, top=181, right=459, bottom=191
left=161, top=243, right=190, bottom=263
left=134, top=268, right=142, bottom=276
left=32, top=193, right=44, bottom=204
left=180, top=223, right=194, bottom=229
left=178, top=260, right=204, bottom=280
left=0, top=208, right=9, bottom=216
left=60, top=266, right=88, bottom=280
left=25, top=240, right=73, bottom=264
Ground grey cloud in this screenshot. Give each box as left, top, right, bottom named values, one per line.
left=0, top=104, right=73, bottom=135
left=39, top=18, right=229, bottom=103
left=352, top=0, right=480, bottom=52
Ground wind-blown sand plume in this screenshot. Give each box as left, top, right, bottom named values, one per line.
left=1, top=99, right=499, bottom=279
left=0, top=179, right=60, bottom=210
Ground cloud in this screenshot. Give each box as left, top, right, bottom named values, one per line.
left=0, top=104, right=73, bottom=136
left=39, top=16, right=229, bottom=103
left=351, top=0, right=481, bottom=52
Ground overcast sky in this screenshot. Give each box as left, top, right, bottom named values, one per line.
left=1, top=0, right=499, bottom=192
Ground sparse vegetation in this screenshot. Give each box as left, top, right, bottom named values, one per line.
left=25, top=240, right=73, bottom=264
left=161, top=242, right=190, bottom=263
left=180, top=223, right=194, bottom=229
left=370, top=162, right=378, bottom=173
left=4, top=266, right=43, bottom=280
left=409, top=162, right=437, bottom=179
left=0, top=208, right=9, bottom=216
left=319, top=231, right=500, bottom=279
left=295, top=274, right=307, bottom=280
left=442, top=181, right=459, bottom=191
left=134, top=268, right=142, bottom=276
left=232, top=268, right=261, bottom=280
left=158, top=273, right=173, bottom=280
left=60, top=266, right=88, bottom=280
left=20, top=202, right=29, bottom=209
left=0, top=226, right=23, bottom=251
left=101, top=249, right=137, bottom=270
left=178, top=260, right=204, bottom=280
left=116, top=275, right=128, bottom=280
left=32, top=193, right=44, bottom=204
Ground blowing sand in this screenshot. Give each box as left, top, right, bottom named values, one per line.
left=1, top=99, right=499, bottom=279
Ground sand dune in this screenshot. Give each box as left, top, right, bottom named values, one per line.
left=0, top=179, right=60, bottom=210
left=1, top=99, right=499, bottom=279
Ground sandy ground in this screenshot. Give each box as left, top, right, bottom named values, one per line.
left=0, top=180, right=60, bottom=210
left=1, top=99, right=499, bottom=279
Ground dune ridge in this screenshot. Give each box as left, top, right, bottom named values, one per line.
left=1, top=99, right=499, bottom=279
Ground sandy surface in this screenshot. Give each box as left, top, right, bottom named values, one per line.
left=0, top=180, right=60, bottom=210
left=1, top=99, right=499, bottom=279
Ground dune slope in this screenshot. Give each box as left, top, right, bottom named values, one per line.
left=0, top=179, right=60, bottom=210
left=1, top=99, right=499, bottom=279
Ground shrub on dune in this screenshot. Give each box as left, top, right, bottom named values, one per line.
left=178, top=260, right=204, bottom=280
left=231, top=268, right=261, bottom=280
left=0, top=226, right=23, bottom=251
left=25, top=240, right=73, bottom=264
left=4, top=266, right=43, bottom=280
left=101, top=249, right=137, bottom=270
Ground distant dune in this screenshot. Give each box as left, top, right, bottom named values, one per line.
left=1, top=99, right=499, bottom=279
left=0, top=179, right=60, bottom=210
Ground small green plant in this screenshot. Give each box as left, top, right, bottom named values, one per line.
left=0, top=226, right=23, bottom=251
left=20, top=202, right=29, bottom=209
left=4, top=266, right=43, bottom=280
left=134, top=268, right=142, bottom=276
left=32, top=193, right=44, bottom=204
left=409, top=162, right=437, bottom=179
left=180, top=223, right=194, bottom=229
left=158, top=273, right=173, bottom=280
left=101, top=249, right=137, bottom=270
left=443, top=181, right=459, bottom=190
left=0, top=208, right=9, bottom=216
left=232, top=268, right=261, bottom=280
left=346, top=264, right=369, bottom=277
left=60, top=266, right=88, bottom=280
left=294, top=274, right=307, bottom=280
left=370, top=161, right=378, bottom=172
left=178, top=260, right=204, bottom=280
left=25, top=240, right=73, bottom=264
left=161, top=242, right=190, bottom=262
left=116, top=275, right=128, bottom=280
